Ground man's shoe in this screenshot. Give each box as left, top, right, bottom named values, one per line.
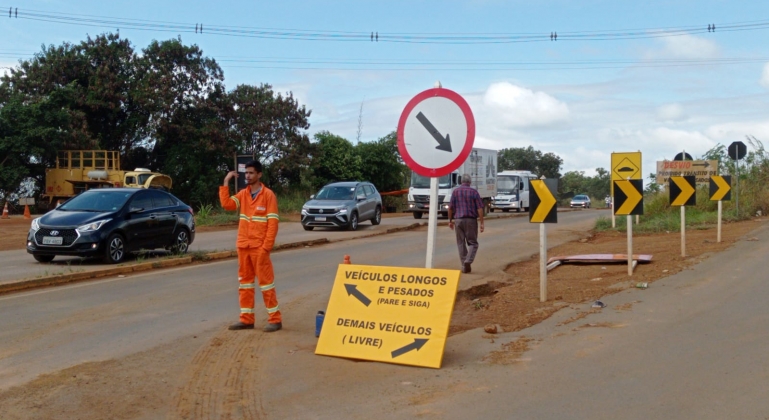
left=228, top=322, right=254, bottom=330
left=463, top=263, right=471, bottom=273
left=263, top=322, right=282, bottom=332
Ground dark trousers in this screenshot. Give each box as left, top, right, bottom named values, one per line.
left=454, top=218, right=479, bottom=266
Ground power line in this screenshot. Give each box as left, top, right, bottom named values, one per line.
left=3, top=5, right=769, bottom=44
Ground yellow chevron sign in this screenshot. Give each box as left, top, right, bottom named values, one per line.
left=709, top=175, right=731, bottom=201
left=613, top=180, right=643, bottom=215
left=529, top=179, right=557, bottom=223
left=670, top=176, right=696, bottom=206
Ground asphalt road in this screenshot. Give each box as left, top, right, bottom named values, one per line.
left=0, top=212, right=470, bottom=285
left=0, top=210, right=600, bottom=390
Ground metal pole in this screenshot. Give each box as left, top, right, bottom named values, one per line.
left=540, top=223, right=547, bottom=302
left=627, top=215, right=633, bottom=276
left=681, top=205, right=686, bottom=257
left=425, top=177, right=439, bottom=268
left=717, top=200, right=722, bottom=243
left=734, top=156, right=740, bottom=220
left=680, top=150, right=686, bottom=257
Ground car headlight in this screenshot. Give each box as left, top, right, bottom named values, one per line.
left=338, top=208, right=348, bottom=214
left=301, top=205, right=308, bottom=215
left=76, top=219, right=111, bottom=233
left=30, top=217, right=40, bottom=232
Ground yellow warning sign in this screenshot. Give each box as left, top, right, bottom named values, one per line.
left=611, top=152, right=642, bottom=181
left=315, top=264, right=461, bottom=369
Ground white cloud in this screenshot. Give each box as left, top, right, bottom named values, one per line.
left=761, top=62, right=769, bottom=88
left=478, top=82, right=569, bottom=129
left=645, top=34, right=720, bottom=59
left=657, top=103, right=687, bottom=122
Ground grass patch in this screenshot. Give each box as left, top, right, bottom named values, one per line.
left=596, top=189, right=748, bottom=233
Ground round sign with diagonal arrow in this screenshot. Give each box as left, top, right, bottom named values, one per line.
left=397, top=88, right=475, bottom=178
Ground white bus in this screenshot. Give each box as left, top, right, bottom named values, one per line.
left=490, top=170, right=538, bottom=212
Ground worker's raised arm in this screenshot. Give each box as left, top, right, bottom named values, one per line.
left=219, top=171, right=240, bottom=211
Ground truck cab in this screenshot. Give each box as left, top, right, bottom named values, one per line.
left=490, top=170, right=538, bottom=212
left=406, top=148, right=498, bottom=219
left=123, top=168, right=173, bottom=190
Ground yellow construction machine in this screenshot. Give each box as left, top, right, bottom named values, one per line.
left=42, top=150, right=172, bottom=208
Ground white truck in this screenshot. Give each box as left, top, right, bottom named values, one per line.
left=406, top=148, right=497, bottom=219
left=490, top=170, right=538, bottom=212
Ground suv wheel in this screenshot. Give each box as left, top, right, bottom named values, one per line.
left=104, top=233, right=126, bottom=264
left=34, top=254, right=55, bottom=263
left=413, top=212, right=423, bottom=219
left=303, top=225, right=314, bottom=231
left=347, top=212, right=359, bottom=231
left=371, top=206, right=382, bottom=225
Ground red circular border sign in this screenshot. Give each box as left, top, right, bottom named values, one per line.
left=397, top=88, right=475, bottom=178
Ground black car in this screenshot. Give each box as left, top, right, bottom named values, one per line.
left=27, top=188, right=195, bottom=264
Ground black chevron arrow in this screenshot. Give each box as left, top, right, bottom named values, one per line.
left=415, top=112, right=452, bottom=152
left=344, top=284, right=371, bottom=307
left=391, top=338, right=429, bottom=358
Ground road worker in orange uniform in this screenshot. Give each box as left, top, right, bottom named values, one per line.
left=220, top=160, right=282, bottom=332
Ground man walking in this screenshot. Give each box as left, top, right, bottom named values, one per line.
left=448, top=174, right=485, bottom=273
left=220, top=161, right=282, bottom=332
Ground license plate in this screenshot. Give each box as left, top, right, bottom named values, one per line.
left=315, top=216, right=326, bottom=221
left=43, top=236, right=63, bottom=245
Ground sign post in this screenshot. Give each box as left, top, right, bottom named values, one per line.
left=397, top=85, right=475, bottom=268
left=529, top=176, right=557, bottom=302
left=728, top=141, right=747, bottom=217
left=709, top=175, right=732, bottom=243
left=669, top=175, right=696, bottom=257
left=613, top=179, right=643, bottom=275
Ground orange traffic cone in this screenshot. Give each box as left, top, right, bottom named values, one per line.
left=1, top=202, right=9, bottom=219
left=343, top=255, right=351, bottom=264
left=23, top=205, right=31, bottom=219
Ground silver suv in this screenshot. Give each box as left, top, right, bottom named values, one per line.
left=301, top=181, right=383, bottom=231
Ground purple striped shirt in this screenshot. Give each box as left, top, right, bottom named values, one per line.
left=449, top=185, right=484, bottom=219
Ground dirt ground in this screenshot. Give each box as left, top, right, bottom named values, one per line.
left=0, top=216, right=764, bottom=419
left=451, top=218, right=765, bottom=362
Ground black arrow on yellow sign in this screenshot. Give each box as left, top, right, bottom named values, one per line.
left=344, top=284, right=372, bottom=307
left=391, top=338, right=429, bottom=358
left=709, top=175, right=731, bottom=201
left=529, top=179, right=558, bottom=223
left=613, top=180, right=644, bottom=216
left=670, top=176, right=696, bottom=206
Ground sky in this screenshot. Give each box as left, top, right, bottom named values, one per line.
left=2, top=0, right=769, bottom=180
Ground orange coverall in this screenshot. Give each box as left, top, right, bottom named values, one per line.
left=219, top=185, right=281, bottom=325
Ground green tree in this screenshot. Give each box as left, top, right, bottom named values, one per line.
left=355, top=131, right=408, bottom=192
left=228, top=84, right=314, bottom=193
left=311, top=131, right=361, bottom=189
left=497, top=146, right=563, bottom=178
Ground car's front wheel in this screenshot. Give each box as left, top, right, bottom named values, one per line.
left=168, top=228, right=190, bottom=254
left=413, top=212, right=423, bottom=219
left=372, top=206, right=382, bottom=225
left=104, top=233, right=126, bottom=264
left=347, top=212, right=359, bottom=231
left=33, top=254, right=55, bottom=263
left=303, top=225, right=314, bottom=231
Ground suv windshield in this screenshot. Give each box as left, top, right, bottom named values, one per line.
left=497, top=176, right=520, bottom=194
left=573, top=195, right=587, bottom=201
left=411, top=173, right=451, bottom=189
left=60, top=191, right=133, bottom=212
left=316, top=186, right=356, bottom=200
